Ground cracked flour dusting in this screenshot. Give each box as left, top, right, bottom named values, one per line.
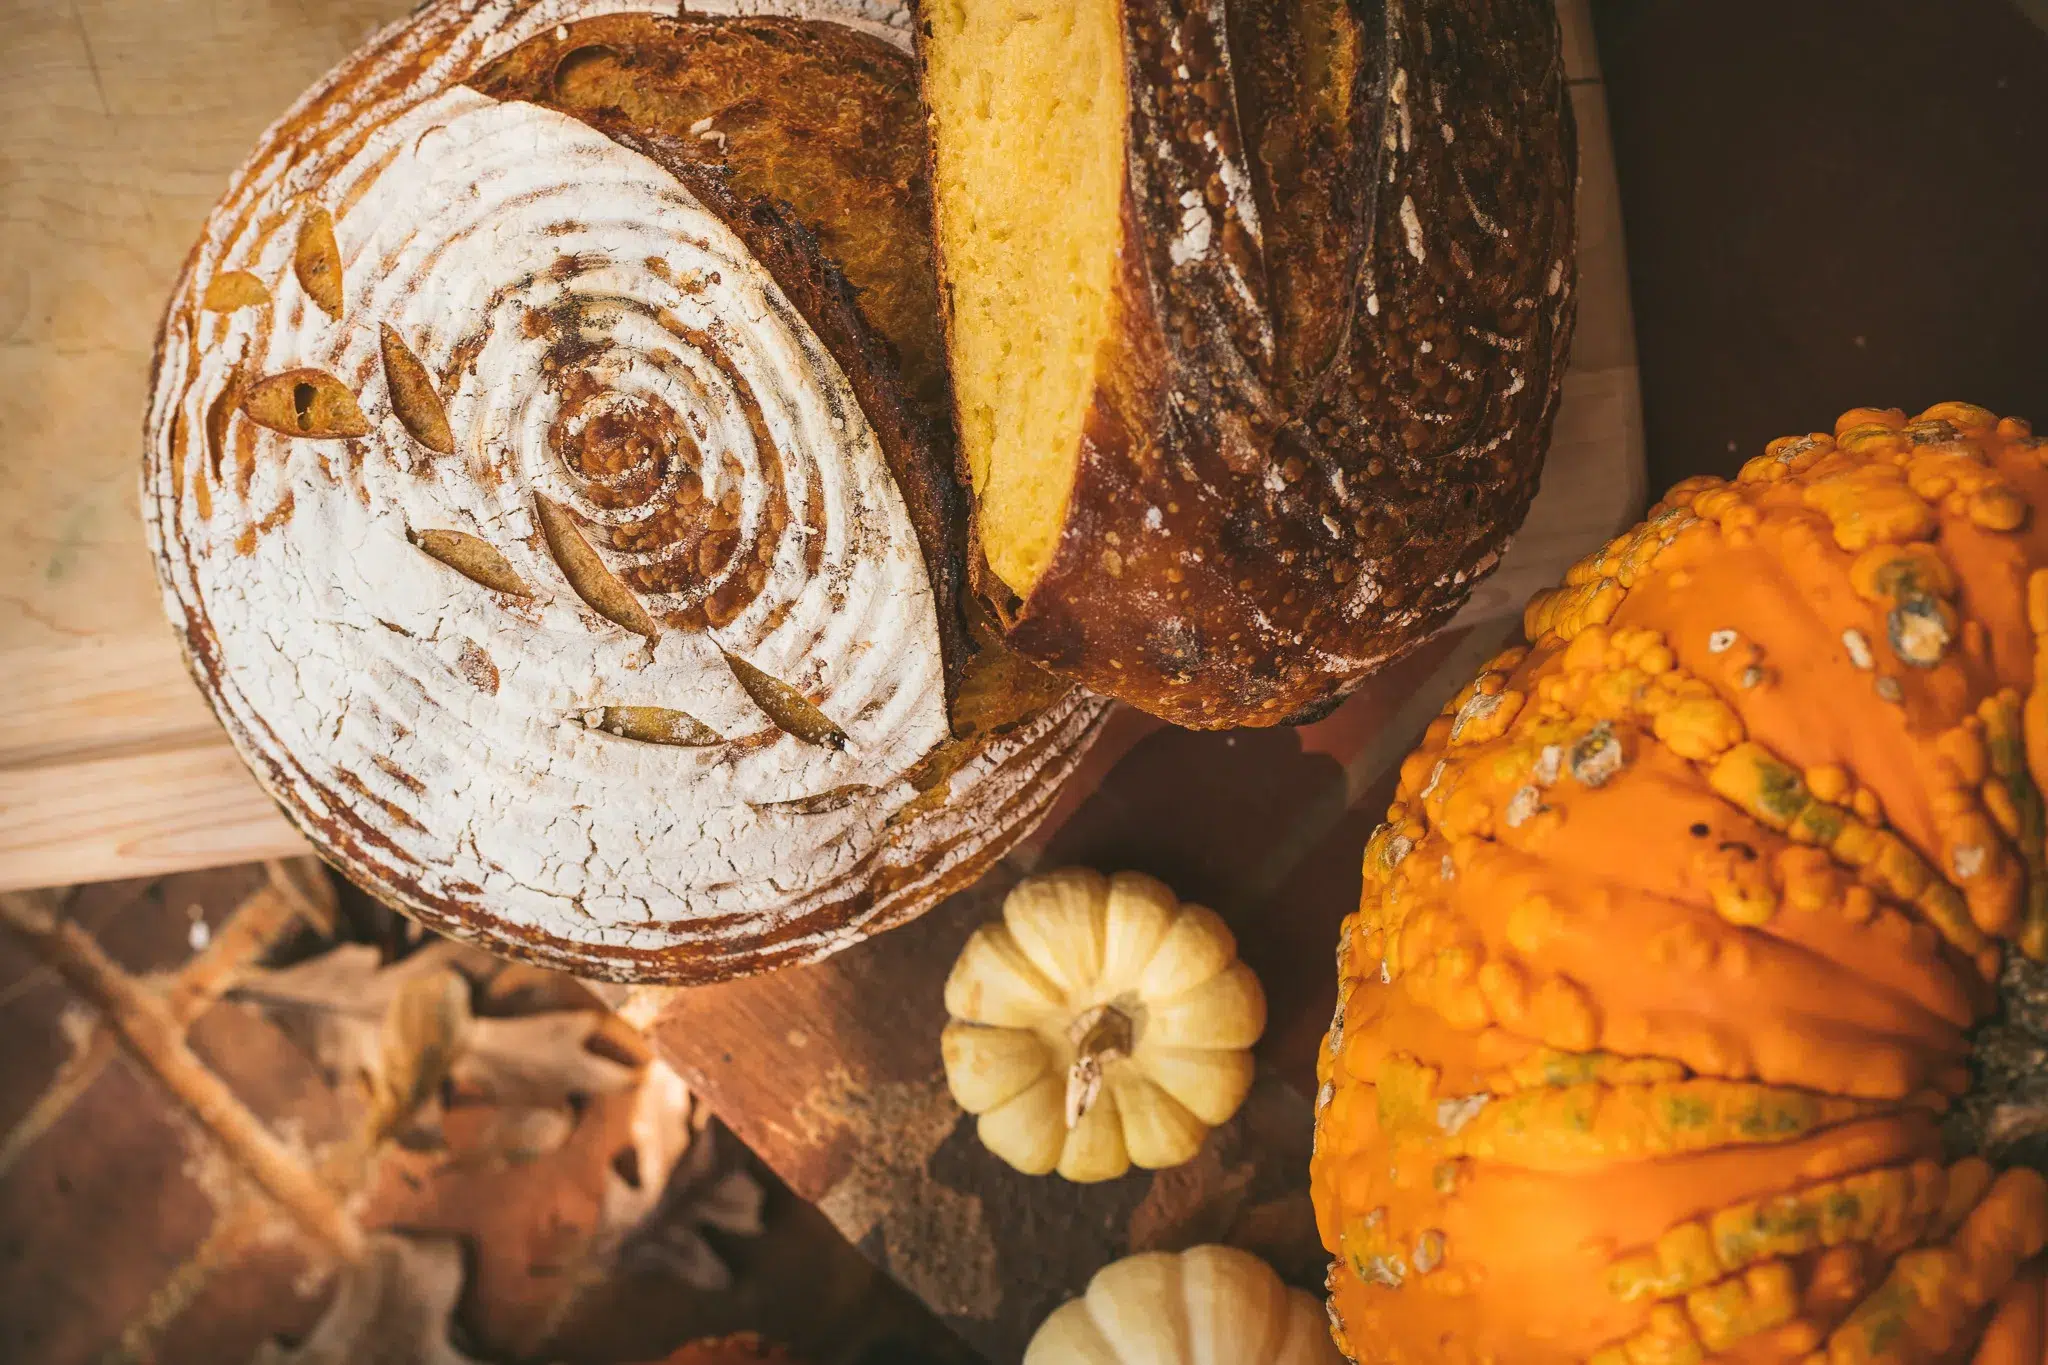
left=141, top=0, right=1105, bottom=980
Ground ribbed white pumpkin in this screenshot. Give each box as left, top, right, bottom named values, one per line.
left=941, top=868, right=1266, bottom=1183
left=1024, top=1245, right=1342, bottom=1365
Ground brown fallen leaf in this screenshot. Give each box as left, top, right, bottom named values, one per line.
left=619, top=1109, right=765, bottom=1293
left=470, top=1105, right=576, bottom=1165
left=232, top=944, right=472, bottom=1116
left=452, top=1010, right=638, bottom=1108
left=606, top=1057, right=698, bottom=1239
left=356, top=1052, right=701, bottom=1357
left=367, top=969, right=471, bottom=1142
left=248, top=1233, right=484, bottom=1365
left=7, top=872, right=733, bottom=1365
left=233, top=941, right=479, bottom=1015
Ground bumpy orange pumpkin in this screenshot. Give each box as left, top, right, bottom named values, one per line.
left=1312, top=404, right=2048, bottom=1363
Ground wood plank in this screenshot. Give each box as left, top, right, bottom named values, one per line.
left=0, top=0, right=429, bottom=888
left=0, top=745, right=306, bottom=892
left=649, top=5, right=1642, bottom=1356
left=0, top=637, right=219, bottom=770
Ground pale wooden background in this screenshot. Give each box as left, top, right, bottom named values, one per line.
left=0, top=0, right=1640, bottom=893
left=0, top=1, right=417, bottom=888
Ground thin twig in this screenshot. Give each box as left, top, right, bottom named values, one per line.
left=0, top=870, right=318, bottom=1178
left=162, top=878, right=309, bottom=1017
left=99, top=1198, right=273, bottom=1365
left=0, top=890, right=366, bottom=1260
left=264, top=856, right=339, bottom=937
left=0, top=1029, right=119, bottom=1178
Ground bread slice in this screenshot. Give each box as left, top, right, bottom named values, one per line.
left=141, top=0, right=1106, bottom=983
left=920, top=0, right=1130, bottom=599
left=923, top=0, right=1578, bottom=728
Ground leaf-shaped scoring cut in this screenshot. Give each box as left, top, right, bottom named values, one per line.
left=294, top=206, right=345, bottom=319
left=243, top=369, right=370, bottom=438
left=205, top=365, right=244, bottom=479
left=533, top=495, right=660, bottom=639
left=410, top=528, right=532, bottom=597
left=202, top=271, right=271, bottom=312
left=754, top=784, right=879, bottom=814
left=576, top=706, right=722, bottom=747
left=724, top=653, right=849, bottom=750
left=378, top=324, right=454, bottom=454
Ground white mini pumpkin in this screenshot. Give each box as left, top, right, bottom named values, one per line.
left=1024, top=1245, right=1342, bottom=1365
left=940, top=868, right=1266, bottom=1183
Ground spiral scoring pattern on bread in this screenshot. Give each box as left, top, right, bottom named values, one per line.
left=144, top=0, right=1105, bottom=980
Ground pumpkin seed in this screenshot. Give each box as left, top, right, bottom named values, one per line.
left=1887, top=597, right=1951, bottom=667
left=1568, top=724, right=1624, bottom=787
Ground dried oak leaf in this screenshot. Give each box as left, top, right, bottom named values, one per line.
left=231, top=942, right=475, bottom=1124
left=619, top=1112, right=765, bottom=1293
left=357, top=1056, right=700, bottom=1358
left=248, top=1233, right=484, bottom=1365
left=465, top=1105, right=577, bottom=1164
left=368, top=969, right=472, bottom=1143
left=451, top=1010, right=639, bottom=1109
left=233, top=940, right=476, bottom=1017
left=237, top=940, right=648, bottom=1165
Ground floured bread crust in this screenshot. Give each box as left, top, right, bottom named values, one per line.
left=142, top=0, right=1107, bottom=982
left=933, top=0, right=1578, bottom=729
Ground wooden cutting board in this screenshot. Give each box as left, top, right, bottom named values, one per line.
left=0, top=0, right=1639, bottom=896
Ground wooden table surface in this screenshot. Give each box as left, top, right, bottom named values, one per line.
left=2, top=2, right=1642, bottom=1360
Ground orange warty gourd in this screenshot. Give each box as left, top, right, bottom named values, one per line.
left=1311, top=405, right=2048, bottom=1364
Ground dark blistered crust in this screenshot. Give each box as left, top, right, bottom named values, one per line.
left=975, top=0, right=1578, bottom=730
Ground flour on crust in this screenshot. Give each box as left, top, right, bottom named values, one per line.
left=144, top=0, right=1107, bottom=981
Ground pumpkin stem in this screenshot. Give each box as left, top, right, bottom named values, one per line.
left=1064, top=1003, right=1134, bottom=1129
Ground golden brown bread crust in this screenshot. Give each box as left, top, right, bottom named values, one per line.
left=142, top=0, right=1106, bottom=983
left=950, top=0, right=1578, bottom=729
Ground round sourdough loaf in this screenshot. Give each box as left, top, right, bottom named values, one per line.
left=922, top=0, right=1579, bottom=729
left=143, top=0, right=1107, bottom=983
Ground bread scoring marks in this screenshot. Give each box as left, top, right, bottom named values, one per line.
left=144, top=84, right=1002, bottom=968
left=1128, top=0, right=1273, bottom=361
